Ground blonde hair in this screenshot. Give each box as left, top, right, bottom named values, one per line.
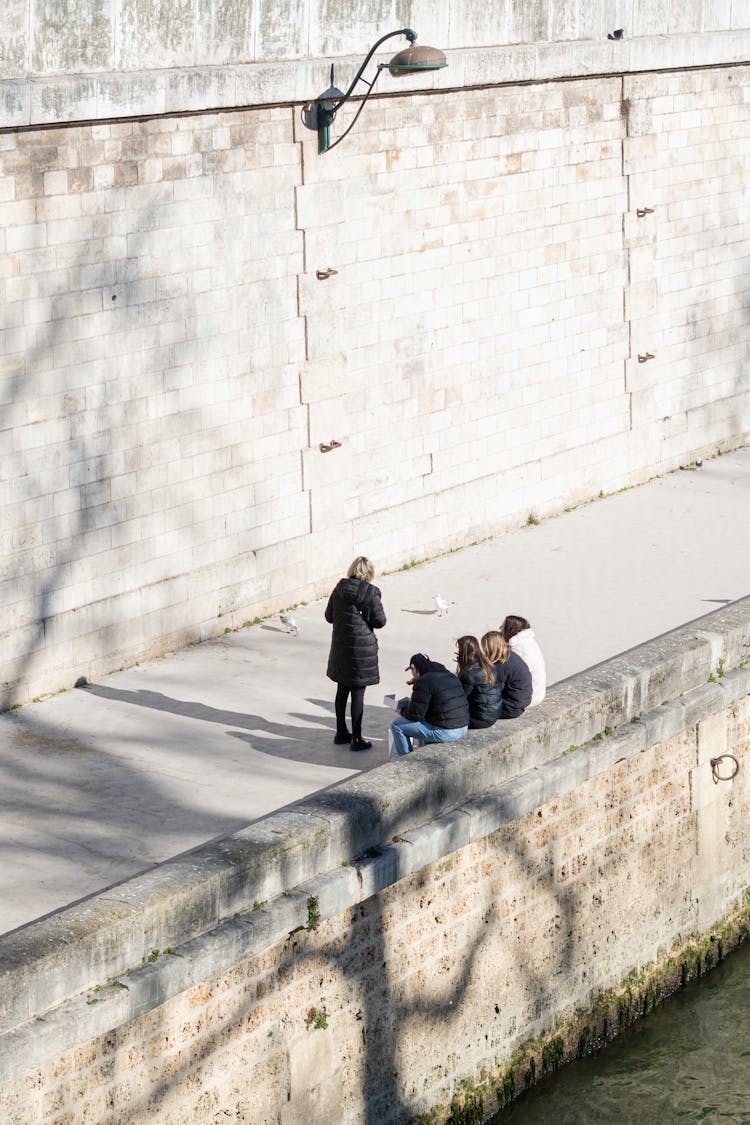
left=482, top=631, right=509, bottom=665
left=347, top=556, right=375, bottom=582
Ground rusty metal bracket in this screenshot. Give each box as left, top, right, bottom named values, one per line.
left=636, top=207, right=654, bottom=218
left=638, top=353, right=655, bottom=363
left=319, top=440, right=342, bottom=453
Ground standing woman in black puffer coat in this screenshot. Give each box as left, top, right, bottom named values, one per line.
left=325, top=556, right=386, bottom=751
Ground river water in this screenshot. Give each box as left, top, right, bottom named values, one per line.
left=493, top=939, right=750, bottom=1124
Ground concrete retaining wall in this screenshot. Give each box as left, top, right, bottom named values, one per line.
left=3, top=1, right=750, bottom=126
left=1, top=599, right=749, bottom=1121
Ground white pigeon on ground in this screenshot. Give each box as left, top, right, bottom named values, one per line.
left=280, top=613, right=300, bottom=635
left=433, top=594, right=455, bottom=617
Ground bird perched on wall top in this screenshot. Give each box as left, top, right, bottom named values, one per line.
left=433, top=594, right=455, bottom=617
left=280, top=613, right=300, bottom=635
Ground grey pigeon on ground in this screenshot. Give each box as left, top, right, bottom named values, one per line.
left=280, top=613, right=300, bottom=635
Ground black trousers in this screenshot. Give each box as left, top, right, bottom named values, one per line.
left=335, top=684, right=365, bottom=740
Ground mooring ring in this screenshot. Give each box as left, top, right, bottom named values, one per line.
left=709, top=754, right=739, bottom=784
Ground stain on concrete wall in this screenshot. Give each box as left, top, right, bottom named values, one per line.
left=194, top=0, right=254, bottom=67
left=256, top=0, right=309, bottom=62
left=31, top=0, right=113, bottom=73
left=0, top=0, right=29, bottom=78
left=116, top=0, right=196, bottom=70
left=3, top=0, right=744, bottom=83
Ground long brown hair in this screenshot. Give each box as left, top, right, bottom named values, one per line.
left=482, top=630, right=509, bottom=665
left=456, top=635, right=495, bottom=683
left=499, top=615, right=530, bottom=641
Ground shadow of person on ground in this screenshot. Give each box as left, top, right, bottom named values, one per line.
left=83, top=684, right=389, bottom=767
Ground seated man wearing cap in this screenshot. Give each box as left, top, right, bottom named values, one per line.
left=389, top=653, right=470, bottom=757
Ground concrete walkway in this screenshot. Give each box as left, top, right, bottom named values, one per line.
left=3, top=448, right=750, bottom=935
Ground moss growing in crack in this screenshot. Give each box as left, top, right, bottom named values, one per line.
left=306, top=895, right=321, bottom=932
left=447, top=1080, right=484, bottom=1125
left=498, top=1068, right=515, bottom=1105
left=430, top=893, right=750, bottom=1121
left=304, top=1007, right=328, bottom=1030
left=541, top=1036, right=564, bottom=1074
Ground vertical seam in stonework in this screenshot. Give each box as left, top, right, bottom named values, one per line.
left=621, top=75, right=633, bottom=422
left=293, top=103, right=312, bottom=530
left=294, top=110, right=309, bottom=363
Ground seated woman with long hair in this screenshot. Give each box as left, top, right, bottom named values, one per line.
left=498, top=614, right=546, bottom=705
left=455, top=635, right=502, bottom=729
left=481, top=631, right=532, bottom=719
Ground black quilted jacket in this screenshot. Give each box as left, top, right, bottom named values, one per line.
left=493, top=651, right=532, bottom=718
left=325, top=578, right=386, bottom=687
left=459, top=663, right=502, bottom=726
left=406, top=660, right=470, bottom=730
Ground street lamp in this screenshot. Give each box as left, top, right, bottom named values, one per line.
left=313, top=28, right=447, bottom=154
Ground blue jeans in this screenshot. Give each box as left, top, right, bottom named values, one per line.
left=389, top=717, right=468, bottom=758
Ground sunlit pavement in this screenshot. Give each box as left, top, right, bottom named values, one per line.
left=2, top=447, right=749, bottom=934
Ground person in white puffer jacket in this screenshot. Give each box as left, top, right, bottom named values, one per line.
left=499, top=615, right=546, bottom=706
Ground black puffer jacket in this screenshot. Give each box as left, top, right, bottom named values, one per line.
left=325, top=578, right=386, bottom=687
left=406, top=660, right=469, bottom=730
left=494, top=651, right=532, bottom=718
left=459, top=664, right=502, bottom=727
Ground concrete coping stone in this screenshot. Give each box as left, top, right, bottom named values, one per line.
left=3, top=30, right=750, bottom=128
left=0, top=599, right=749, bottom=1057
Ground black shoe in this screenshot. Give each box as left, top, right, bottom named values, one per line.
left=350, top=738, right=372, bottom=752
left=333, top=730, right=352, bottom=745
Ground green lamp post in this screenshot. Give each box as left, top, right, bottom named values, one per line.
left=314, top=28, right=447, bottom=154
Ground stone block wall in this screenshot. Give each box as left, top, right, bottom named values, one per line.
left=1, top=602, right=749, bottom=1122
left=624, top=67, right=750, bottom=459
left=0, top=107, right=308, bottom=702
left=2, top=62, right=750, bottom=703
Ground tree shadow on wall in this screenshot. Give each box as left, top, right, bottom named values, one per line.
left=0, top=185, right=176, bottom=710
left=82, top=749, right=607, bottom=1124
left=1, top=138, right=261, bottom=712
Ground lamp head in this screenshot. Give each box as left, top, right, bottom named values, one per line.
left=312, top=28, right=447, bottom=154
left=388, top=42, right=447, bottom=77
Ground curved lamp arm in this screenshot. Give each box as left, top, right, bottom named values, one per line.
left=332, top=28, right=416, bottom=109
left=317, top=28, right=416, bottom=153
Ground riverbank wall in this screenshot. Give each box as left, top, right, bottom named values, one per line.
left=1, top=597, right=749, bottom=1122
left=3, top=3, right=750, bottom=705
